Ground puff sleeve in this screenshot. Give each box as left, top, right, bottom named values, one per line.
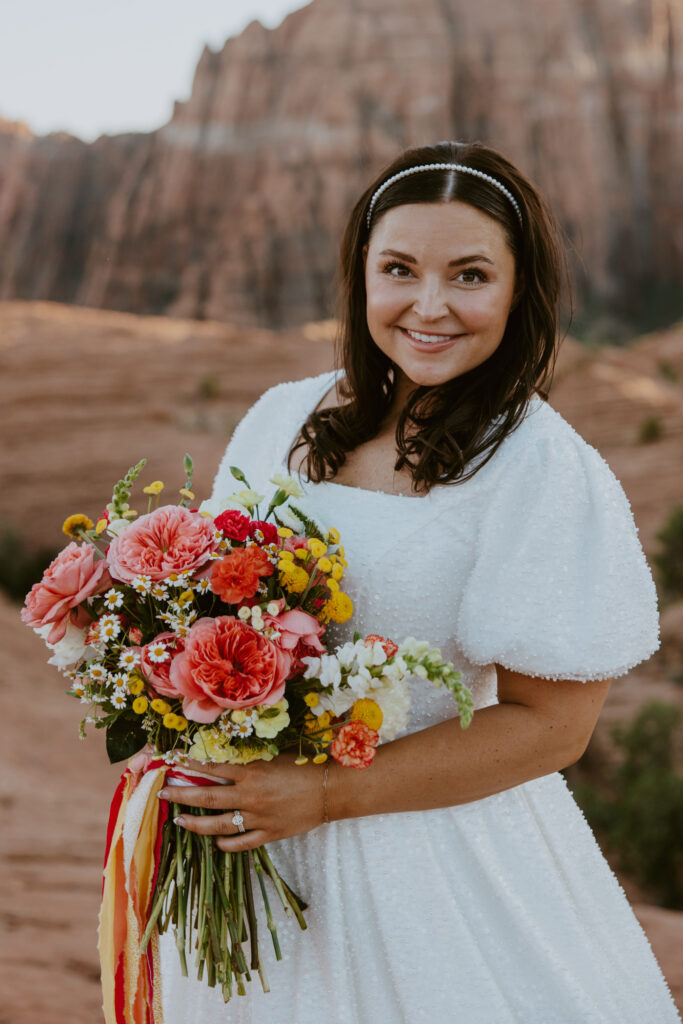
left=455, top=413, right=660, bottom=682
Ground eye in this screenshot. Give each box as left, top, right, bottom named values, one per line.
left=457, top=268, right=488, bottom=286
left=380, top=260, right=413, bottom=278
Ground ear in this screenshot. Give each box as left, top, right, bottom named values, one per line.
left=362, top=243, right=368, bottom=269
left=510, top=272, right=525, bottom=311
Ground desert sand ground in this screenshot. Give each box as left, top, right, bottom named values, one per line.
left=1, top=301, right=681, bottom=1021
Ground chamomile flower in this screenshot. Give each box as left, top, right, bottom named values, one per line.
left=147, top=641, right=169, bottom=663
left=166, top=572, right=191, bottom=588
left=195, top=579, right=211, bottom=594
left=99, top=615, right=122, bottom=641
left=118, top=649, right=140, bottom=670
left=109, top=672, right=129, bottom=690
left=131, top=575, right=152, bottom=594
left=103, top=589, right=124, bottom=610
left=234, top=720, right=254, bottom=738
left=150, top=583, right=169, bottom=600
left=111, top=690, right=128, bottom=709
left=71, top=680, right=87, bottom=698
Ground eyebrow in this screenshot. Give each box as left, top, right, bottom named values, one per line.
left=378, top=248, right=494, bottom=267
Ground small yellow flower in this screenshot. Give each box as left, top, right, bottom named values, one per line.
left=304, top=714, right=318, bottom=734
left=177, top=589, right=194, bottom=607
left=327, top=527, right=340, bottom=544
left=321, top=729, right=334, bottom=743
left=132, top=696, right=149, bottom=714
left=304, top=692, right=320, bottom=708
left=321, top=590, right=353, bottom=622
left=326, top=578, right=340, bottom=592
left=331, top=562, right=344, bottom=581
left=143, top=481, right=165, bottom=495
left=173, top=716, right=188, bottom=732
left=307, top=538, right=327, bottom=558
left=95, top=518, right=108, bottom=535
left=163, top=712, right=178, bottom=729
left=351, top=698, right=383, bottom=731
left=277, top=527, right=294, bottom=538
left=151, top=698, right=171, bottom=715
left=279, top=549, right=295, bottom=562
left=128, top=676, right=145, bottom=696
left=62, top=514, right=94, bottom=538
left=294, top=755, right=309, bottom=765
left=294, top=547, right=309, bottom=560
left=317, top=557, right=332, bottom=573
left=179, top=488, right=195, bottom=500
left=278, top=564, right=309, bottom=594
left=313, top=753, right=328, bottom=764
left=316, top=711, right=331, bottom=728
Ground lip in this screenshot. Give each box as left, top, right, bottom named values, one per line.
left=398, top=326, right=466, bottom=353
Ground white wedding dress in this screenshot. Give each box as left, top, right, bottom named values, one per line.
left=157, top=369, right=681, bottom=1023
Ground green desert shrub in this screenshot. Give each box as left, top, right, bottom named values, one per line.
left=653, top=505, right=683, bottom=600
left=0, top=526, right=59, bottom=602
left=570, top=701, right=683, bottom=908
left=637, top=415, right=663, bottom=444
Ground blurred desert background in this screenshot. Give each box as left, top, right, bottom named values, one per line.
left=1, top=0, right=682, bottom=1021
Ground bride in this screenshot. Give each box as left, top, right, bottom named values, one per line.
left=151, top=139, right=680, bottom=1022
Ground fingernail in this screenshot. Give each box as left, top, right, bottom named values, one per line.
left=157, top=789, right=168, bottom=799
left=173, top=816, right=185, bottom=827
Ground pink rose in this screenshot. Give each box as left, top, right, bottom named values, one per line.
left=263, top=607, right=326, bottom=675
left=138, top=632, right=185, bottom=697
left=107, top=505, right=219, bottom=583
left=169, top=616, right=292, bottom=723
left=22, top=542, right=111, bottom=644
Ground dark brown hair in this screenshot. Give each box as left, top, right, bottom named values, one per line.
left=287, top=139, right=572, bottom=494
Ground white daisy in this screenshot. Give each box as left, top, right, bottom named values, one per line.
left=235, top=720, right=254, bottom=737
left=151, top=583, right=169, bottom=600
left=118, top=649, right=140, bottom=670
left=72, top=680, right=87, bottom=697
left=98, top=615, right=121, bottom=640
left=103, top=589, right=124, bottom=610
left=195, top=579, right=211, bottom=594
left=147, top=641, right=169, bottom=663
left=111, top=690, right=128, bottom=709
left=131, top=575, right=152, bottom=594
left=109, top=672, right=129, bottom=690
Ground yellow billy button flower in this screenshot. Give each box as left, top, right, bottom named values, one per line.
left=294, top=755, right=309, bottom=765
left=327, top=526, right=340, bottom=544
left=279, top=549, right=295, bottom=561
left=321, top=590, right=353, bottom=623
left=179, top=488, right=195, bottom=500
left=316, top=711, right=331, bottom=728
left=294, top=547, right=309, bottom=560
left=151, top=698, right=171, bottom=715
left=351, top=698, right=383, bottom=731
left=278, top=564, right=309, bottom=594
left=177, top=589, right=194, bottom=607
left=62, top=514, right=94, bottom=538
left=304, top=692, right=320, bottom=708
left=307, top=538, right=327, bottom=558
left=277, top=527, right=294, bottom=538
left=173, top=716, right=188, bottom=731
left=313, top=753, right=328, bottom=764
left=326, top=578, right=340, bottom=592
left=143, top=481, right=165, bottom=495
left=331, top=562, right=344, bottom=581
left=321, top=729, right=334, bottom=744
left=128, top=676, right=145, bottom=696
left=317, top=557, right=332, bottom=573
left=163, top=712, right=179, bottom=729
left=132, top=696, right=149, bottom=714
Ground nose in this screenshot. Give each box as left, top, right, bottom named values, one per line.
left=411, top=277, right=451, bottom=321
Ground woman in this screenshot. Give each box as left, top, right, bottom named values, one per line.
left=156, top=140, right=681, bottom=1021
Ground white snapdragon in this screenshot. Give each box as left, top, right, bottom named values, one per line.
left=197, top=496, right=247, bottom=519
left=301, top=656, right=322, bottom=679
left=317, top=688, right=356, bottom=718
left=269, top=473, right=305, bottom=499
left=45, top=623, right=92, bottom=670
left=318, top=654, right=343, bottom=689
left=106, top=518, right=132, bottom=538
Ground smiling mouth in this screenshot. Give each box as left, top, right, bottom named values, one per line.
left=399, top=327, right=464, bottom=344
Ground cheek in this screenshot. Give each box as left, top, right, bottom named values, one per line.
left=366, top=278, right=406, bottom=322
left=459, top=289, right=513, bottom=331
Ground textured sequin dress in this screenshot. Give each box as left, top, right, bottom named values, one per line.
left=158, top=369, right=681, bottom=1023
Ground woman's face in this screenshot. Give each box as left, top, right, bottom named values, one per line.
left=363, top=201, right=519, bottom=397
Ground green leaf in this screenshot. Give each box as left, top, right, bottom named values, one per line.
left=105, top=716, right=148, bottom=764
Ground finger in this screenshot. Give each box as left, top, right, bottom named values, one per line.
left=173, top=810, right=252, bottom=836
left=216, top=829, right=270, bottom=853
left=182, top=759, right=247, bottom=781
left=159, top=784, right=236, bottom=811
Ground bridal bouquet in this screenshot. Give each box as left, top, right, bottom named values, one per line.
left=22, top=456, right=474, bottom=1017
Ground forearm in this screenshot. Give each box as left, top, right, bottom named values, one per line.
left=328, top=701, right=580, bottom=821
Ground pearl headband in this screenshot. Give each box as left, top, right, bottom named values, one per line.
left=365, top=163, right=523, bottom=229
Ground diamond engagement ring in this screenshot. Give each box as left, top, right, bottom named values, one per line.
left=232, top=811, right=246, bottom=833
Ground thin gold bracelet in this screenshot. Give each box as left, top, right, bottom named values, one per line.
left=322, top=764, right=330, bottom=824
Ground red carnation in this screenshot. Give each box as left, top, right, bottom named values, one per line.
left=248, top=519, right=278, bottom=545
left=214, top=510, right=251, bottom=542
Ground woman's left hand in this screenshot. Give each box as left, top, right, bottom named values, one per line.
left=157, top=753, right=327, bottom=852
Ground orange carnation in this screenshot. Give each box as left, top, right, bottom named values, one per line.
left=209, top=546, right=274, bottom=604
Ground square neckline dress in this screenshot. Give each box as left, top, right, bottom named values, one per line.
left=156, top=369, right=681, bottom=1023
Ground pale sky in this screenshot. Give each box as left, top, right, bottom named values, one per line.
left=0, top=1, right=311, bottom=141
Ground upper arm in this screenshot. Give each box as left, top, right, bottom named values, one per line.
left=495, top=663, right=612, bottom=763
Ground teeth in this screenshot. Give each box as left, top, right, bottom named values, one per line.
left=404, top=328, right=457, bottom=344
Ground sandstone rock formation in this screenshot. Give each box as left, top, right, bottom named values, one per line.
left=0, top=0, right=681, bottom=330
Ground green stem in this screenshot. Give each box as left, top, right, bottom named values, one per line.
left=241, top=851, right=260, bottom=972
left=139, top=850, right=178, bottom=952
left=253, top=848, right=282, bottom=960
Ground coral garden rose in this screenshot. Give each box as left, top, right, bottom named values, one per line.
left=262, top=607, right=326, bottom=675
left=22, top=542, right=111, bottom=644
left=169, top=616, right=292, bottom=722
left=138, top=632, right=186, bottom=697
left=209, top=546, right=274, bottom=604
left=330, top=721, right=380, bottom=769
left=213, top=510, right=251, bottom=542
left=107, top=505, right=219, bottom=583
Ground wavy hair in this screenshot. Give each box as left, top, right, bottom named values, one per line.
left=286, top=139, right=572, bottom=494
